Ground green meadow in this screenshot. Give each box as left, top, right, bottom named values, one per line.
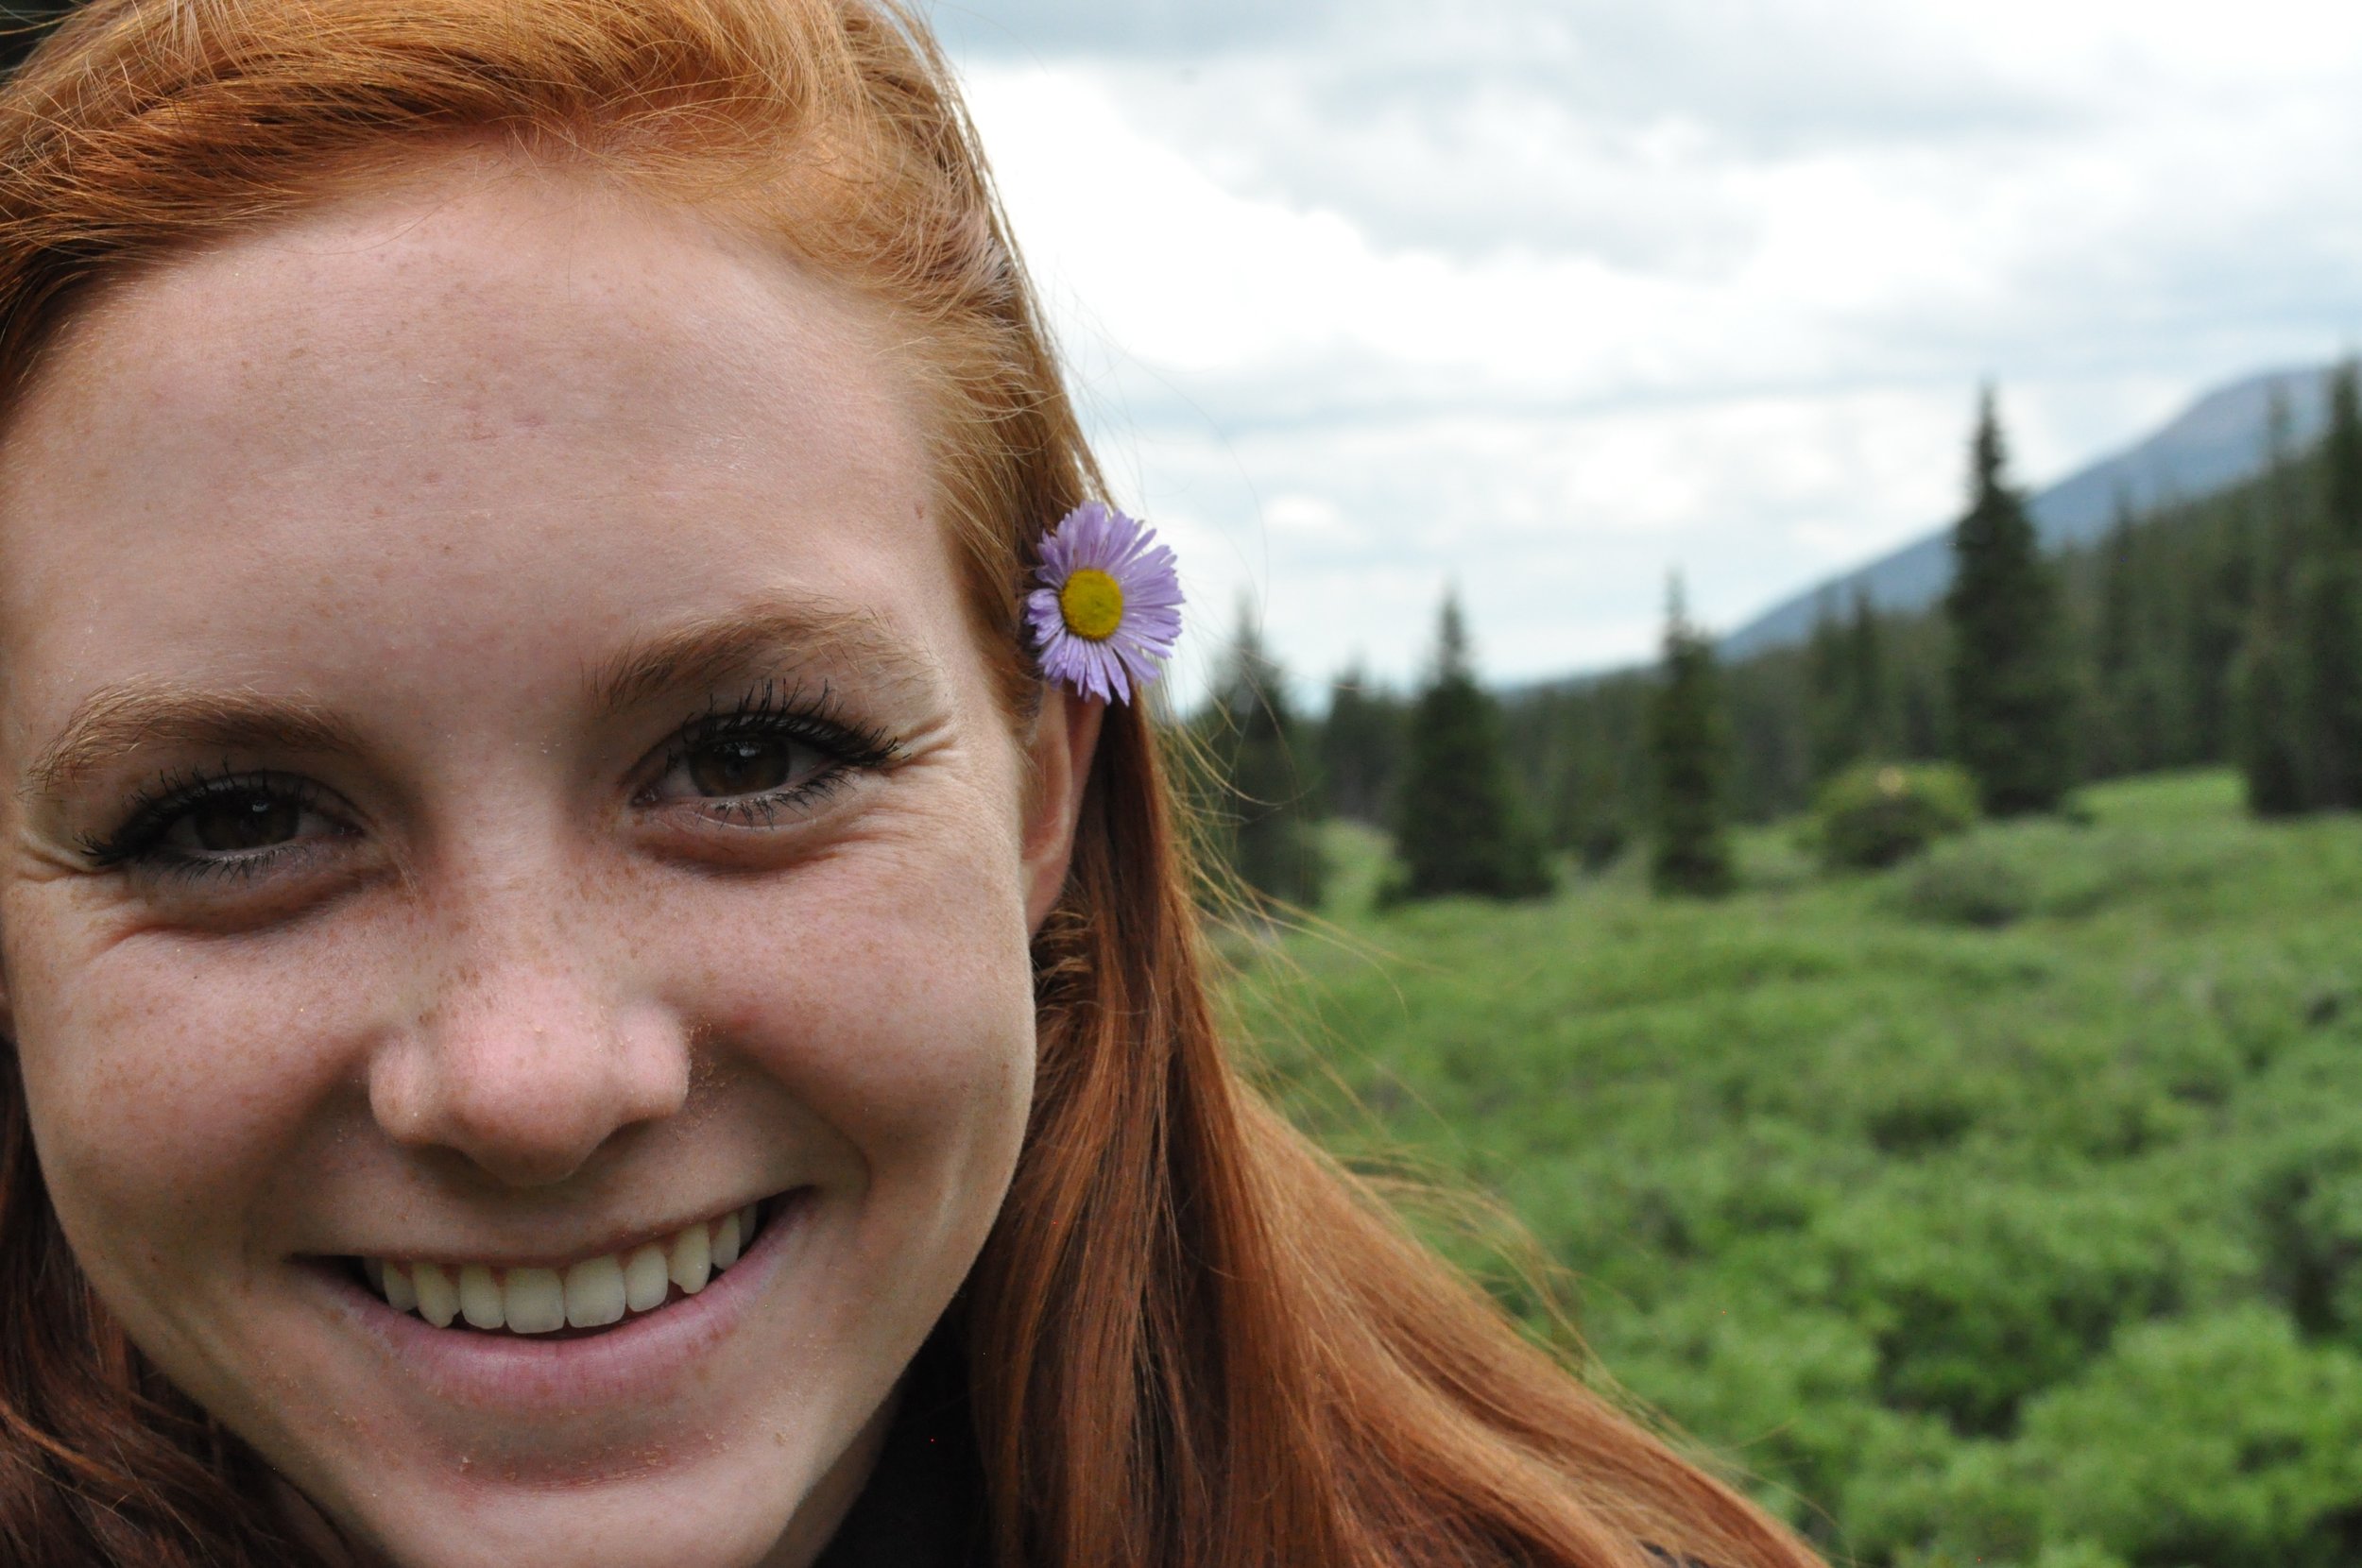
left=1230, top=770, right=2362, bottom=1568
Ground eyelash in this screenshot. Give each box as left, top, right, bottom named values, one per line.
left=637, top=681, right=902, bottom=827
left=78, top=684, right=904, bottom=880
left=78, top=766, right=339, bottom=881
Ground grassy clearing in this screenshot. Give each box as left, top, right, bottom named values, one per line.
left=1229, top=770, right=2362, bottom=1568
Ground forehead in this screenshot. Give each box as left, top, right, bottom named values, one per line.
left=20, top=152, right=922, bottom=505
left=0, top=153, right=964, bottom=716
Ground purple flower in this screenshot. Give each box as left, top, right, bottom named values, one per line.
left=1025, top=502, right=1184, bottom=705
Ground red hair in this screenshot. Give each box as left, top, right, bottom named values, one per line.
left=0, top=4, right=1826, bottom=1566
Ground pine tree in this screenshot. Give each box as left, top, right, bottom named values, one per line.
left=1943, top=388, right=2077, bottom=815
left=1806, top=594, right=1852, bottom=782
left=1647, top=577, right=1735, bottom=897
left=1845, top=588, right=1889, bottom=762
left=1550, top=696, right=1633, bottom=872
left=2187, top=498, right=2255, bottom=762
left=1515, top=673, right=1649, bottom=873
left=1893, top=613, right=1948, bottom=760
left=1391, top=592, right=1550, bottom=900
left=1201, top=601, right=1324, bottom=908
left=2235, top=388, right=2311, bottom=816
left=2294, top=359, right=2362, bottom=808
left=1900, top=670, right=1944, bottom=760
left=1315, top=662, right=1405, bottom=825
left=2093, top=489, right=2142, bottom=776
left=2235, top=601, right=2307, bottom=816
left=2334, top=358, right=2362, bottom=570
left=1805, top=588, right=1888, bottom=782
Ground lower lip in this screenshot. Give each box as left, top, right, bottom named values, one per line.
left=321, top=1191, right=811, bottom=1412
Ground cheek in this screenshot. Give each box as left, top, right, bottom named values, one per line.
left=6, top=897, right=369, bottom=1257
left=659, top=827, right=1039, bottom=1208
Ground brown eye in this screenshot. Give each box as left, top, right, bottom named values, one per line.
left=82, top=773, right=353, bottom=878
left=685, top=736, right=807, bottom=798
left=640, top=698, right=899, bottom=826
left=175, top=793, right=306, bottom=853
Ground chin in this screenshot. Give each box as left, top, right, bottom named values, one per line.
left=115, top=1188, right=916, bottom=1568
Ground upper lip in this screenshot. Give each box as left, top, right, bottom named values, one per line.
left=318, top=1189, right=782, bottom=1272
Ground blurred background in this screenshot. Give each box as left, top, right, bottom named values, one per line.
left=938, top=4, right=2362, bottom=1566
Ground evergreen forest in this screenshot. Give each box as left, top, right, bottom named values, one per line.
left=1198, top=366, right=2362, bottom=1566
left=1223, top=367, right=2362, bottom=885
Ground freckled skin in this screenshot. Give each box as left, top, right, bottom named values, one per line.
left=0, top=153, right=1097, bottom=1568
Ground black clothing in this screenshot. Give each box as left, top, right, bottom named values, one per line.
left=813, top=1336, right=987, bottom=1568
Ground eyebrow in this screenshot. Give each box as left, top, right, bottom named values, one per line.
left=22, top=600, right=949, bottom=808
left=588, top=599, right=949, bottom=714
left=21, top=597, right=940, bottom=808
left=24, top=683, right=364, bottom=804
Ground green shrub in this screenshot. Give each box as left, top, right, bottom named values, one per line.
left=1813, top=762, right=1979, bottom=871
left=2004, top=1309, right=2362, bottom=1568
left=1897, top=844, right=2033, bottom=928
left=1818, top=1180, right=2190, bottom=1436
left=1227, top=770, right=2362, bottom=1563
left=1848, top=1310, right=2362, bottom=1567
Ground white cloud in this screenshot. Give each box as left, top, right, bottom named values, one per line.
left=948, top=1, right=2362, bottom=698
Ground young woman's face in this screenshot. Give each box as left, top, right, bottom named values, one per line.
left=0, top=158, right=1085, bottom=1567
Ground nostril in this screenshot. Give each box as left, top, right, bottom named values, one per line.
left=365, top=1007, right=691, bottom=1189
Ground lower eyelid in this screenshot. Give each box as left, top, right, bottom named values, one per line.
left=118, top=847, right=320, bottom=896
left=664, top=774, right=857, bottom=823
left=100, top=810, right=360, bottom=881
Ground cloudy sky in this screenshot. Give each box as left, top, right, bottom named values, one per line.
left=932, top=0, right=2362, bottom=698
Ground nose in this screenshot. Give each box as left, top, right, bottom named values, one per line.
left=368, top=885, right=691, bottom=1188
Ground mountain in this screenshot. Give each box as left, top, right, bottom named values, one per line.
left=1720, top=364, right=2339, bottom=659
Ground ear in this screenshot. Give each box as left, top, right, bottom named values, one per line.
left=1020, top=686, right=1104, bottom=933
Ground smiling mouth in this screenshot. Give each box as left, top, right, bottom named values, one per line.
left=350, top=1196, right=778, bottom=1338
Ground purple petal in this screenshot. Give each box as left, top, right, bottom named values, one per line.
left=1026, top=587, right=1066, bottom=641
left=1042, top=631, right=1128, bottom=705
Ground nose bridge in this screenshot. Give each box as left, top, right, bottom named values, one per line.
left=369, top=839, right=689, bottom=1187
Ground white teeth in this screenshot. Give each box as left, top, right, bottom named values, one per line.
left=624, top=1247, right=671, bottom=1313
left=413, top=1261, right=459, bottom=1329
left=624, top=1243, right=671, bottom=1313
left=563, top=1254, right=627, bottom=1330
left=366, top=1201, right=769, bottom=1333
left=669, top=1219, right=711, bottom=1295
left=459, top=1264, right=505, bottom=1331
left=505, top=1267, right=566, bottom=1334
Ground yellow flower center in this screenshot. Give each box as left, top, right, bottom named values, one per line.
left=1058, top=568, right=1125, bottom=640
